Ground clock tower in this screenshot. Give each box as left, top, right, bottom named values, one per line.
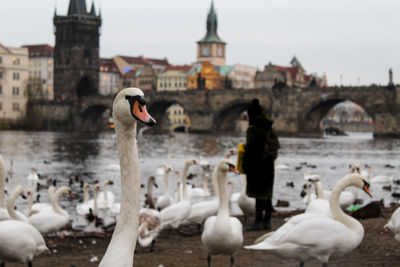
left=197, top=0, right=226, bottom=66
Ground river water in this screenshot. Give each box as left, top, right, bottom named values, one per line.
left=0, top=130, right=399, bottom=224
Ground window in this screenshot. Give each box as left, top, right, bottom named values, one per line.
left=12, top=57, right=20, bottom=65
left=12, top=103, right=19, bottom=111
left=13, top=73, right=20, bottom=80
left=12, top=87, right=20, bottom=95
left=0, top=102, right=2, bottom=110
left=0, top=72, right=2, bottom=79
left=0, top=86, right=2, bottom=94
left=0, top=57, right=2, bottom=64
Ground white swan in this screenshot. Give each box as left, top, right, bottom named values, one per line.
left=76, top=182, right=92, bottom=216
left=0, top=186, right=48, bottom=266
left=97, top=180, right=115, bottom=209
left=155, top=165, right=174, bottom=211
left=138, top=208, right=162, bottom=251
left=190, top=173, right=211, bottom=198
left=0, top=154, right=9, bottom=221
left=160, top=159, right=196, bottom=229
left=384, top=206, right=400, bottom=241
left=28, top=186, right=72, bottom=234
left=245, top=173, right=372, bottom=266
left=224, top=149, right=237, bottom=159
left=30, top=186, right=56, bottom=214
left=99, top=87, right=156, bottom=266
left=201, top=159, right=243, bottom=266
left=371, top=175, right=393, bottom=184
left=27, top=167, right=39, bottom=188
left=144, top=176, right=158, bottom=209
left=275, top=164, right=289, bottom=171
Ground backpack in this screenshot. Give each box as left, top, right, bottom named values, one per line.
left=262, top=128, right=280, bottom=160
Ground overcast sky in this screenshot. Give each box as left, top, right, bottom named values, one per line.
left=1, top=0, right=399, bottom=86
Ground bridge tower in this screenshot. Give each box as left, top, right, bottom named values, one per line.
left=197, top=0, right=226, bottom=66
left=53, top=0, right=101, bottom=102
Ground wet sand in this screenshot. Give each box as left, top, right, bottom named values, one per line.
left=5, top=209, right=400, bottom=267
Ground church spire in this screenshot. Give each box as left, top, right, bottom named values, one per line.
left=68, top=0, right=88, bottom=16
left=198, top=0, right=225, bottom=44
left=89, top=1, right=96, bottom=16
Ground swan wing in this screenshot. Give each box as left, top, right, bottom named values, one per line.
left=28, top=211, right=69, bottom=234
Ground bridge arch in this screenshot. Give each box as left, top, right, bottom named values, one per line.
left=213, top=100, right=271, bottom=133
left=148, top=100, right=190, bottom=133
left=299, top=96, right=374, bottom=135
left=80, top=105, right=111, bottom=131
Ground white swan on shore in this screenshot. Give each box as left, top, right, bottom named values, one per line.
left=384, top=206, right=400, bottom=241
left=28, top=186, right=73, bottom=234
left=155, top=165, right=174, bottom=211
left=160, top=159, right=196, bottom=229
left=238, top=176, right=256, bottom=221
left=5, top=185, right=29, bottom=223
left=30, top=186, right=56, bottom=214
left=201, top=159, right=243, bottom=266
left=245, top=173, right=372, bottom=266
left=138, top=208, right=162, bottom=251
left=99, top=87, right=156, bottom=266
left=0, top=184, right=48, bottom=266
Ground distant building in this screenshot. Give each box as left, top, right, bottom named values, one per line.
left=120, top=69, right=136, bottom=89
left=135, top=64, right=157, bottom=91
left=255, top=56, right=327, bottom=89
left=167, top=104, right=190, bottom=131
left=228, top=64, right=257, bottom=89
left=113, top=55, right=169, bottom=75
left=99, top=58, right=120, bottom=95
left=53, top=0, right=101, bottom=102
left=0, top=44, right=29, bottom=122
left=22, top=44, right=54, bottom=100
left=188, top=62, right=224, bottom=90
left=197, top=0, right=226, bottom=66
left=156, top=65, right=191, bottom=91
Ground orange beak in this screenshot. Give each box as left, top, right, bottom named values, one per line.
left=132, top=101, right=156, bottom=126
left=229, top=165, right=240, bottom=174
left=363, top=181, right=372, bottom=198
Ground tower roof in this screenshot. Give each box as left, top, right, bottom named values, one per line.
left=198, top=0, right=225, bottom=44
left=67, top=0, right=88, bottom=16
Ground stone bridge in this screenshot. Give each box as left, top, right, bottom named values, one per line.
left=45, top=86, right=400, bottom=137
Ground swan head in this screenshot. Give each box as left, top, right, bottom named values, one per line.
left=349, top=163, right=361, bottom=174
left=94, top=184, right=101, bottom=192
left=83, top=183, right=91, bottom=190
left=26, top=188, right=34, bottom=198
left=185, top=159, right=197, bottom=166
left=113, top=87, right=156, bottom=127
left=58, top=186, right=74, bottom=198
left=103, top=180, right=114, bottom=187
left=163, top=165, right=173, bottom=173
left=218, top=159, right=239, bottom=174
left=13, top=185, right=26, bottom=199
left=148, top=176, right=158, bottom=188
left=347, top=173, right=372, bottom=197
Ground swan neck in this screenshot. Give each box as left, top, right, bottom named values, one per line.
left=7, top=187, right=21, bottom=220
left=102, top=183, right=109, bottom=201
left=100, top=120, right=139, bottom=266
left=241, top=177, right=247, bottom=194
left=93, top=190, right=98, bottom=216
left=329, top=176, right=361, bottom=230
left=306, top=184, right=311, bottom=204
left=181, top=163, right=190, bottom=201
left=83, top=187, right=89, bottom=203
left=27, top=193, right=34, bottom=215
left=51, top=189, right=65, bottom=215
left=315, top=181, right=325, bottom=199
left=163, top=171, right=170, bottom=197
left=202, top=176, right=209, bottom=194
left=211, top=166, right=219, bottom=197
left=0, top=156, right=5, bottom=208
left=216, top=169, right=230, bottom=218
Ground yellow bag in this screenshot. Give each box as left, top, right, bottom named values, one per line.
left=236, top=143, right=245, bottom=174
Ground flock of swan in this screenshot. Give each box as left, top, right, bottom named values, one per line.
left=0, top=87, right=399, bottom=267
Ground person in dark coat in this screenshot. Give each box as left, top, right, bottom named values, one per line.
left=242, top=98, right=280, bottom=230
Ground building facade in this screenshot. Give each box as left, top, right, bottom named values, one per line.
left=197, top=1, right=226, bottom=66
left=228, top=64, right=257, bottom=89
left=113, top=55, right=169, bottom=75
left=135, top=64, right=157, bottom=91
left=188, top=62, right=224, bottom=90
left=166, top=104, right=190, bottom=131
left=23, top=44, right=54, bottom=100
left=255, top=57, right=327, bottom=89
left=53, top=0, right=101, bottom=102
left=156, top=65, right=191, bottom=91
left=0, top=44, right=29, bottom=122
left=99, top=58, right=120, bottom=95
